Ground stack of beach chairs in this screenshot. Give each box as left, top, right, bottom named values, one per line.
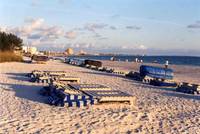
left=45, top=82, right=136, bottom=107
left=65, top=59, right=200, bottom=96
left=176, top=82, right=200, bottom=95
left=27, top=70, right=136, bottom=107
left=29, top=70, right=80, bottom=84
left=64, top=58, right=129, bottom=76
left=47, top=83, right=136, bottom=107
left=45, top=82, right=99, bottom=107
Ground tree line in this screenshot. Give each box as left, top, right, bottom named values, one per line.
left=0, top=31, right=23, bottom=51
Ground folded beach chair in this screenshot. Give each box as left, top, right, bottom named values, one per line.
left=43, top=82, right=98, bottom=107
left=111, top=69, right=129, bottom=76
left=35, top=76, right=80, bottom=84
left=176, top=82, right=200, bottom=94
left=47, top=71, right=68, bottom=77
left=83, top=90, right=136, bottom=105
left=69, top=84, right=112, bottom=91
left=69, top=83, right=136, bottom=105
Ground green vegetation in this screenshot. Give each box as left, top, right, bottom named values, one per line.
left=0, top=31, right=23, bottom=62
left=0, top=31, right=23, bottom=51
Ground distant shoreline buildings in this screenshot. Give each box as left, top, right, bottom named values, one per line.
left=22, top=46, right=38, bottom=55
left=22, top=46, right=146, bottom=57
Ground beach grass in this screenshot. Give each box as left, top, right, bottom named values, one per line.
left=0, top=51, right=23, bottom=63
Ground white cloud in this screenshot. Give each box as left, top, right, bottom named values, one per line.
left=69, top=43, right=95, bottom=49
left=24, top=18, right=44, bottom=32
left=65, top=31, right=77, bottom=39
left=2, top=18, right=66, bottom=47
left=110, top=26, right=117, bottom=30
left=138, top=45, right=147, bottom=50
left=187, top=21, right=200, bottom=29
left=30, top=0, right=39, bottom=7
left=84, top=23, right=108, bottom=32
left=126, top=25, right=141, bottom=30
left=121, top=44, right=147, bottom=50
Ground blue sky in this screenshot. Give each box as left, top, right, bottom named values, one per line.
left=0, top=0, right=200, bottom=55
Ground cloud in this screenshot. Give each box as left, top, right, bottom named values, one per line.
left=110, top=26, right=117, bottom=30
left=26, top=26, right=63, bottom=42
left=5, top=18, right=45, bottom=37
left=84, top=23, right=108, bottom=32
left=110, top=14, right=120, bottom=19
left=2, top=17, right=67, bottom=48
left=121, top=44, right=147, bottom=50
left=30, top=0, right=39, bottom=7
left=29, top=39, right=41, bottom=46
left=57, top=0, right=65, bottom=4
left=93, top=33, right=101, bottom=38
left=40, top=26, right=64, bottom=37
left=126, top=25, right=141, bottom=30
left=27, top=33, right=42, bottom=39
left=69, top=43, right=95, bottom=49
left=98, top=37, right=108, bottom=40
left=65, top=31, right=77, bottom=39
left=24, top=18, right=44, bottom=32
left=187, top=21, right=200, bottom=29
left=138, top=45, right=147, bottom=50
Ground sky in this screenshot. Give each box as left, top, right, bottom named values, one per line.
left=0, top=0, right=200, bottom=55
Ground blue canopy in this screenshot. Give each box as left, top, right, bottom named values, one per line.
left=140, top=65, right=174, bottom=80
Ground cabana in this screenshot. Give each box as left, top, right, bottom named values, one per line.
left=126, top=65, right=176, bottom=87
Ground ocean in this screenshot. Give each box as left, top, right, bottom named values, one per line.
left=65, top=55, right=200, bottom=66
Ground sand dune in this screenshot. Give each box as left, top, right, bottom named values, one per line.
left=0, top=60, right=200, bottom=133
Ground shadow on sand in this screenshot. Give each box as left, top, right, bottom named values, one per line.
left=1, top=82, right=47, bottom=104
left=1, top=73, right=47, bottom=104
left=6, top=73, right=29, bottom=82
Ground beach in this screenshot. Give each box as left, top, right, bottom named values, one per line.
left=0, top=60, right=200, bottom=133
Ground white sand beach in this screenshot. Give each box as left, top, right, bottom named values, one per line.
left=0, top=60, right=200, bottom=133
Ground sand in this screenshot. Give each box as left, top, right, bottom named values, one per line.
left=0, top=60, right=200, bottom=134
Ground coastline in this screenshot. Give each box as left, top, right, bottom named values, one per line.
left=0, top=60, right=200, bottom=133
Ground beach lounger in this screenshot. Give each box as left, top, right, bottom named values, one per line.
left=176, top=82, right=200, bottom=94
left=69, top=84, right=112, bottom=91
left=35, top=76, right=80, bottom=84
left=29, top=70, right=67, bottom=78
left=89, top=65, right=98, bottom=70
left=97, top=67, right=107, bottom=71
left=105, top=68, right=114, bottom=73
left=47, top=71, right=67, bottom=76
left=46, top=83, right=98, bottom=107
left=57, top=76, right=80, bottom=83
left=83, top=90, right=136, bottom=105
left=41, top=81, right=136, bottom=107
left=111, top=69, right=129, bottom=75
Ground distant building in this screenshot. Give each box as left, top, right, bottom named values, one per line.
left=22, top=46, right=38, bottom=55
left=65, top=48, right=74, bottom=55
left=78, top=50, right=87, bottom=55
